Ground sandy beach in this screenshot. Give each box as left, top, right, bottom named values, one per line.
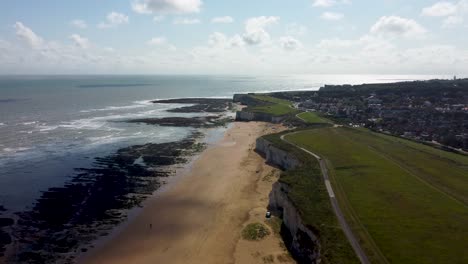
left=82, top=121, right=293, bottom=264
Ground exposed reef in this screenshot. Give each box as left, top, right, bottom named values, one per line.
left=127, top=116, right=232, bottom=128
left=0, top=205, right=13, bottom=258
left=6, top=132, right=205, bottom=264
left=154, top=98, right=233, bottom=113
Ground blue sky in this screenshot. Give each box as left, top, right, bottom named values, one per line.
left=0, top=0, right=467, bottom=74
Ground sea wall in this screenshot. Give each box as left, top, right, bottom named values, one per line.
left=235, top=111, right=287, bottom=124
left=255, top=137, right=320, bottom=264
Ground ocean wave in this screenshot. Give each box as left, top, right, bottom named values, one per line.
left=80, top=100, right=153, bottom=113
left=77, top=83, right=150, bottom=88
left=35, top=103, right=192, bottom=133
left=37, top=124, right=60, bottom=132
left=2, top=147, right=32, bottom=153
left=21, top=121, right=38, bottom=126
left=0, top=122, right=5, bottom=126
left=152, top=96, right=232, bottom=102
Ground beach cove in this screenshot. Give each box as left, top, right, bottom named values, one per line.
left=82, top=121, right=293, bottom=264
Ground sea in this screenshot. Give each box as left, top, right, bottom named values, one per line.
left=0, top=74, right=451, bottom=213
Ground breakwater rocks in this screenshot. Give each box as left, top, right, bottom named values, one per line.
left=255, top=138, right=320, bottom=264
left=154, top=98, right=233, bottom=113
left=6, top=133, right=205, bottom=264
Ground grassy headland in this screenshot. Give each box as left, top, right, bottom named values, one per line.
left=244, top=94, right=299, bottom=116
left=262, top=130, right=360, bottom=264
left=285, top=127, right=468, bottom=264
left=296, top=112, right=329, bottom=124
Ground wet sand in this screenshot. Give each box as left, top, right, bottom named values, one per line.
left=83, top=122, right=293, bottom=264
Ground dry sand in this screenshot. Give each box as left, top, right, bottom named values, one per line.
left=82, top=122, right=294, bottom=264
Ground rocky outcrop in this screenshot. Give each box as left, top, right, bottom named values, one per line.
left=256, top=138, right=319, bottom=264
left=236, top=111, right=287, bottom=124
left=255, top=137, right=301, bottom=170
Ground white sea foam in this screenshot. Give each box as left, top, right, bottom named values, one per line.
left=64, top=103, right=194, bottom=131
left=0, top=123, right=5, bottom=126
left=80, top=100, right=154, bottom=113
left=36, top=124, right=59, bottom=132
left=3, top=147, right=32, bottom=153
left=21, top=121, right=38, bottom=126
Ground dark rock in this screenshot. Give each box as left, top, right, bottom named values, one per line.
left=0, top=218, right=14, bottom=227
left=0, top=230, right=12, bottom=256
left=9, top=133, right=206, bottom=263
left=154, top=98, right=232, bottom=113
left=127, top=116, right=232, bottom=128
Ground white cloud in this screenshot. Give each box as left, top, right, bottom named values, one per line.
left=153, top=15, right=165, bottom=22
left=312, top=0, right=336, bottom=7
left=242, top=16, right=280, bottom=45
left=14, top=22, right=43, bottom=48
left=98, top=12, right=129, bottom=29
left=443, top=15, right=464, bottom=27
left=317, top=38, right=360, bottom=49
left=69, top=34, right=90, bottom=49
left=211, top=16, right=234, bottom=24
left=147, top=37, right=176, bottom=50
left=132, top=0, right=202, bottom=14
left=147, top=37, right=167, bottom=45
left=70, top=19, right=87, bottom=29
left=173, top=18, right=201, bottom=24
left=370, top=16, right=427, bottom=38
left=421, top=1, right=468, bottom=28
left=312, top=0, right=350, bottom=8
left=208, top=32, right=244, bottom=48
left=279, top=36, right=302, bottom=50
left=286, top=23, right=308, bottom=36
left=422, top=1, right=457, bottom=16
left=320, top=12, right=344, bottom=21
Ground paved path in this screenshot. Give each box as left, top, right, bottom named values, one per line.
left=280, top=132, right=371, bottom=264
left=295, top=112, right=307, bottom=122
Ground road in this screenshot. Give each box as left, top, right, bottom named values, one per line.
left=280, top=132, right=371, bottom=264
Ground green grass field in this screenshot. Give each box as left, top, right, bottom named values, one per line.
left=262, top=132, right=360, bottom=264
left=285, top=127, right=468, bottom=264
left=248, top=94, right=299, bottom=116
left=296, top=112, right=328, bottom=124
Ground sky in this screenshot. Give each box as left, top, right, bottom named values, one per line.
left=0, top=0, right=467, bottom=75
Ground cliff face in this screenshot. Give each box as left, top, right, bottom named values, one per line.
left=255, top=137, right=301, bottom=170
left=233, top=94, right=252, bottom=104
left=236, top=111, right=287, bottom=124
left=256, top=137, right=320, bottom=264
left=269, top=182, right=320, bottom=264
